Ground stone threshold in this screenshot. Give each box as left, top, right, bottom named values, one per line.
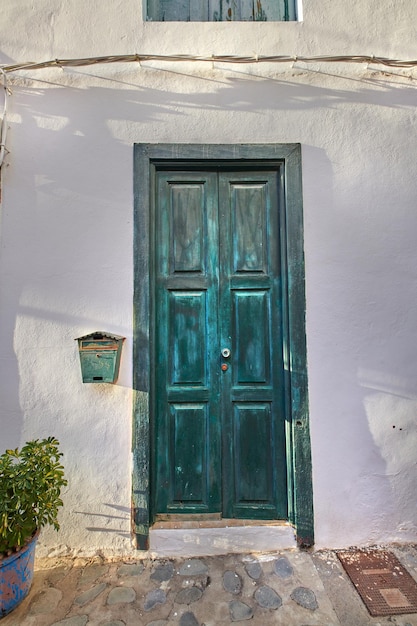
left=149, top=521, right=296, bottom=557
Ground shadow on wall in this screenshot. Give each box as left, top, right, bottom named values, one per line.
left=0, top=52, right=25, bottom=448
left=0, top=58, right=416, bottom=543
left=302, top=140, right=417, bottom=544
left=76, top=503, right=131, bottom=540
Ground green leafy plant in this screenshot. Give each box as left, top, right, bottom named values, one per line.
left=0, top=437, right=67, bottom=555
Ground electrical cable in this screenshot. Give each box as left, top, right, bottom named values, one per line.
left=0, top=52, right=415, bottom=170
left=1, top=53, right=417, bottom=73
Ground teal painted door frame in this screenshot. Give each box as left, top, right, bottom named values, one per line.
left=133, top=144, right=313, bottom=549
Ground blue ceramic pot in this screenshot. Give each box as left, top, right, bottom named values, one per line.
left=0, top=532, right=38, bottom=617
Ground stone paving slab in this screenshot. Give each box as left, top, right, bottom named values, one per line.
left=2, top=546, right=417, bottom=625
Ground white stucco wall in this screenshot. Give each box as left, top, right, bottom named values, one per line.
left=1, top=0, right=416, bottom=554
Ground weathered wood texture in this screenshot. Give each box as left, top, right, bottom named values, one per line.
left=147, top=0, right=295, bottom=21
left=154, top=169, right=287, bottom=520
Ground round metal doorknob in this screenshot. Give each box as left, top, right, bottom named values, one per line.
left=221, top=348, right=231, bottom=358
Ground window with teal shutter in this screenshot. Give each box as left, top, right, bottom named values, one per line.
left=147, top=0, right=296, bottom=21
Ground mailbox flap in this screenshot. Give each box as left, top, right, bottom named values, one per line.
left=81, top=339, right=117, bottom=350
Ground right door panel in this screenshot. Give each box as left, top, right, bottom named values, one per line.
left=219, top=171, right=287, bottom=519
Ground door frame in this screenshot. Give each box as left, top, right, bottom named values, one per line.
left=133, top=143, right=313, bottom=549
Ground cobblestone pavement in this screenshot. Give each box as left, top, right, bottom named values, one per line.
left=3, top=546, right=417, bottom=625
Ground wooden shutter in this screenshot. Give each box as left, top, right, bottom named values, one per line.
left=147, top=0, right=294, bottom=21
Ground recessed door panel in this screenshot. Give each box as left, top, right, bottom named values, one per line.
left=232, top=184, right=268, bottom=273
left=171, top=184, right=205, bottom=273
left=169, top=291, right=207, bottom=385
left=234, top=290, right=271, bottom=384
left=170, top=403, right=208, bottom=507
left=233, top=403, right=273, bottom=504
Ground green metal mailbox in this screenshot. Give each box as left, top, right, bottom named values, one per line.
left=75, top=332, right=125, bottom=383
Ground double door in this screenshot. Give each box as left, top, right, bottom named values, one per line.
left=153, top=168, right=287, bottom=520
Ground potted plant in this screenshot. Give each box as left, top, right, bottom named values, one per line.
left=0, top=437, right=67, bottom=617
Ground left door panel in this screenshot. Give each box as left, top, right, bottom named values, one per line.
left=154, top=171, right=221, bottom=514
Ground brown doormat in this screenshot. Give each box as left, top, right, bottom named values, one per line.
left=338, top=549, right=417, bottom=616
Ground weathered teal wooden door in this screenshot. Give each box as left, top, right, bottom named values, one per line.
left=154, top=168, right=287, bottom=520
